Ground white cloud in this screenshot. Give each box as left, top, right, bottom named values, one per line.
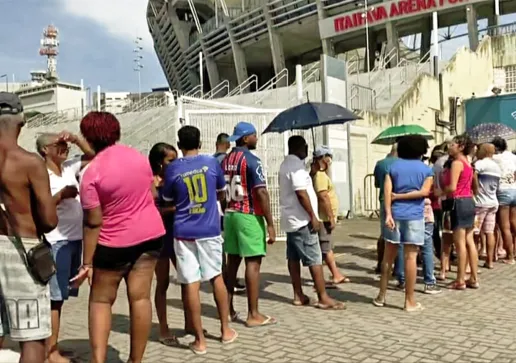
left=57, top=0, right=154, bottom=49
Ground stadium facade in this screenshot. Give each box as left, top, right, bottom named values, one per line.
left=147, top=0, right=515, bottom=94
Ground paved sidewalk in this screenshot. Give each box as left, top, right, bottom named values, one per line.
left=6, top=218, right=516, bottom=362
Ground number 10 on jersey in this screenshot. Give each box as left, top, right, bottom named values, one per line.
left=183, top=173, right=207, bottom=214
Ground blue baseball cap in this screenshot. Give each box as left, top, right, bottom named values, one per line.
left=313, top=145, right=333, bottom=158
left=228, top=122, right=257, bottom=142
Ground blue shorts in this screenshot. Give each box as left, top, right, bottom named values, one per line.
left=49, top=240, right=82, bottom=301
left=497, top=189, right=516, bottom=206
left=286, top=224, right=322, bottom=267
left=383, top=219, right=425, bottom=246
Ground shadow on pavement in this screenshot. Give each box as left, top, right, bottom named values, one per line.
left=59, top=339, right=124, bottom=363
left=333, top=245, right=377, bottom=261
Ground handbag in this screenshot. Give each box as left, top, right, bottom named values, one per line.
left=0, top=202, right=56, bottom=285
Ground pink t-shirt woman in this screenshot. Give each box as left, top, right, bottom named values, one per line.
left=81, top=144, right=165, bottom=248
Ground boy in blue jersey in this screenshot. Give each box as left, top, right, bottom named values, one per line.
left=162, top=126, right=238, bottom=355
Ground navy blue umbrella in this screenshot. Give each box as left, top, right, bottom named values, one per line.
left=466, top=123, right=516, bottom=144
left=262, top=102, right=360, bottom=140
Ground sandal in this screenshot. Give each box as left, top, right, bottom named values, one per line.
left=292, top=295, right=312, bottom=306
left=466, top=280, right=480, bottom=289
left=482, top=263, right=494, bottom=269
left=159, top=336, right=179, bottom=347
left=404, top=302, right=424, bottom=312
left=447, top=281, right=466, bottom=290
left=314, top=301, right=346, bottom=310
left=372, top=297, right=385, bottom=307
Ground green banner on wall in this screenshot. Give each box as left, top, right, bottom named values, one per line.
left=465, top=94, right=516, bottom=130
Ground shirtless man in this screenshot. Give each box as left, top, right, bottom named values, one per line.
left=0, top=92, right=58, bottom=363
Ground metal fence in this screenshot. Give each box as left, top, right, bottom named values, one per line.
left=363, top=173, right=380, bottom=219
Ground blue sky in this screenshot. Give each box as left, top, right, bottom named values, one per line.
left=0, top=0, right=166, bottom=92
left=0, top=1, right=514, bottom=93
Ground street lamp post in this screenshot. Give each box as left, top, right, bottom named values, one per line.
left=133, top=37, right=144, bottom=101
left=0, top=74, right=8, bottom=92
left=360, top=2, right=375, bottom=85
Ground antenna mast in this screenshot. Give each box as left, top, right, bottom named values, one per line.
left=39, top=25, right=59, bottom=82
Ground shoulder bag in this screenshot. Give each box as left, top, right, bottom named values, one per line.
left=0, top=202, right=56, bottom=285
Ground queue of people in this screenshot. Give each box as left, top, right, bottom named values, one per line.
left=0, top=92, right=351, bottom=363
left=373, top=132, right=516, bottom=311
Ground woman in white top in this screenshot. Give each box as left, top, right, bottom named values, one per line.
left=492, top=136, right=516, bottom=264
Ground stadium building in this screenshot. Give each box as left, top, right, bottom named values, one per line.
left=147, top=0, right=516, bottom=94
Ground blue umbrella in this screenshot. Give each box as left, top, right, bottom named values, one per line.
left=262, top=102, right=360, bottom=144
left=466, top=123, right=516, bottom=144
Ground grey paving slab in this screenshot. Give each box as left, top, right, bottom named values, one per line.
left=5, top=219, right=516, bottom=362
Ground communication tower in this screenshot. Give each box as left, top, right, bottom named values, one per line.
left=39, top=25, right=59, bottom=81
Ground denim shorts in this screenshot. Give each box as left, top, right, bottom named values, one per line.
left=286, top=224, right=323, bottom=267
left=383, top=219, right=425, bottom=246
left=497, top=189, right=516, bottom=206
left=49, top=240, right=82, bottom=301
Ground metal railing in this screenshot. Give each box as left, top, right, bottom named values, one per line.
left=228, top=74, right=258, bottom=96
left=371, top=47, right=398, bottom=72
left=204, top=80, right=230, bottom=99
left=363, top=173, right=380, bottom=219
left=255, top=68, right=289, bottom=104
left=185, top=85, right=202, bottom=98
left=349, top=84, right=376, bottom=111
left=347, top=55, right=360, bottom=82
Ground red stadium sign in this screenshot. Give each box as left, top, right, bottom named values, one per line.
left=319, top=0, right=485, bottom=39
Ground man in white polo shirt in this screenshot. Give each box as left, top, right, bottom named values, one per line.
left=36, top=131, right=94, bottom=363
left=279, top=135, right=345, bottom=310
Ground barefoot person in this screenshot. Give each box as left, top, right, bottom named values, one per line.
left=162, top=126, right=237, bottom=355
left=222, top=121, right=277, bottom=327
left=374, top=135, right=433, bottom=311
left=473, top=143, right=500, bottom=269
left=279, top=136, right=345, bottom=310
left=71, top=112, right=165, bottom=363
left=36, top=132, right=94, bottom=363
left=0, top=92, right=58, bottom=363
left=311, top=146, right=350, bottom=285
left=148, top=142, right=180, bottom=346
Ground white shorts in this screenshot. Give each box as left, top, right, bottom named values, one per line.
left=174, top=236, right=224, bottom=284
left=0, top=236, right=51, bottom=342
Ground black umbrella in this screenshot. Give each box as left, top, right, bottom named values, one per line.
left=262, top=101, right=360, bottom=145
left=466, top=123, right=516, bottom=144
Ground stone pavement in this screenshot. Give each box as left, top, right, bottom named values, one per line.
left=6, top=218, right=516, bottom=362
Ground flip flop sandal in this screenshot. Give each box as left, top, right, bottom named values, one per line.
left=447, top=281, right=466, bottom=290
left=483, top=263, right=494, bottom=269
left=189, top=343, right=207, bottom=356
left=245, top=315, right=278, bottom=328
left=221, top=329, right=239, bottom=345
left=332, top=277, right=351, bottom=284
left=159, top=336, right=179, bottom=347
left=315, top=302, right=346, bottom=310
left=501, top=259, right=515, bottom=265
left=404, top=302, right=424, bottom=312
left=436, top=275, right=447, bottom=281
left=466, top=280, right=480, bottom=289
left=292, top=296, right=312, bottom=306
left=372, top=297, right=385, bottom=307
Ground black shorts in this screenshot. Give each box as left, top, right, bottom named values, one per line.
left=93, top=237, right=163, bottom=270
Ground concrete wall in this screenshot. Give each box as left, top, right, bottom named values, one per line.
left=56, top=87, right=87, bottom=116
